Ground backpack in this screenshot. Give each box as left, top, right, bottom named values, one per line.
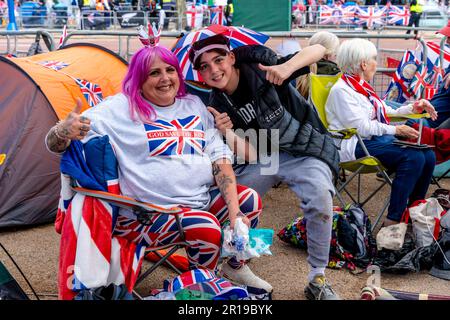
left=278, top=205, right=377, bottom=271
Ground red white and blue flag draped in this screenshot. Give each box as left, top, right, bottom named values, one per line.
left=410, top=64, right=428, bottom=99
left=172, top=24, right=269, bottom=81
left=342, top=73, right=390, bottom=124
left=38, top=60, right=70, bottom=71
left=318, top=5, right=357, bottom=25
left=355, top=5, right=388, bottom=29
left=427, top=57, right=445, bottom=90
left=416, top=41, right=450, bottom=83
left=56, top=139, right=146, bottom=300
left=143, top=115, right=206, bottom=156
left=57, top=24, right=68, bottom=49
left=210, top=5, right=226, bottom=26
left=388, top=5, right=410, bottom=26
left=384, top=50, right=419, bottom=103
left=75, top=78, right=104, bottom=107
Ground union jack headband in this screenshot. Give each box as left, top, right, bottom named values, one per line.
left=138, top=23, right=162, bottom=47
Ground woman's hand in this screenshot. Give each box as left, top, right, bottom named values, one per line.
left=412, top=99, right=438, bottom=121
left=57, top=98, right=91, bottom=140
left=395, top=124, right=420, bottom=139
left=258, top=63, right=292, bottom=86
left=229, top=212, right=251, bottom=230
left=207, top=107, right=233, bottom=135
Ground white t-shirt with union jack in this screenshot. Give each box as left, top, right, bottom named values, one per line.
left=82, top=93, right=232, bottom=214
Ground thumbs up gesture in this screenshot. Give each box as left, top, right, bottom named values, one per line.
left=57, top=98, right=91, bottom=140
left=207, top=106, right=233, bottom=136
left=258, top=63, right=291, bottom=86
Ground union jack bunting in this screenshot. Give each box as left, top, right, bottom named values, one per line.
left=143, top=115, right=206, bottom=157
left=210, top=5, right=226, bottom=25
left=410, top=64, right=428, bottom=99
left=355, top=6, right=388, bottom=29
left=57, top=24, right=68, bottom=49
left=318, top=5, right=357, bottom=25
left=38, top=60, right=69, bottom=71
left=56, top=139, right=146, bottom=300
left=388, top=5, right=410, bottom=26
left=75, top=78, right=103, bottom=107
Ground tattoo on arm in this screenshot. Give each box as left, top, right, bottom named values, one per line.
left=212, top=163, right=235, bottom=208
left=46, top=126, right=70, bottom=153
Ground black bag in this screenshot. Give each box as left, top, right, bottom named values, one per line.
left=74, top=284, right=133, bottom=300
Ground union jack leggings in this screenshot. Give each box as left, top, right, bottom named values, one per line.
left=114, top=184, right=262, bottom=271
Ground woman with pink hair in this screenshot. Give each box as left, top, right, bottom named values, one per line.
left=45, top=44, right=272, bottom=293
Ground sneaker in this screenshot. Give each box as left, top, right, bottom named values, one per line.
left=220, top=263, right=273, bottom=293
left=304, top=275, right=341, bottom=300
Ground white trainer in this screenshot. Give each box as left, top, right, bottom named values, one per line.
left=220, top=263, right=273, bottom=293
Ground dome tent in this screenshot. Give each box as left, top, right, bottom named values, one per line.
left=0, top=43, right=128, bottom=228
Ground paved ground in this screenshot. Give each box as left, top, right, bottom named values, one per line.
left=1, top=175, right=449, bottom=300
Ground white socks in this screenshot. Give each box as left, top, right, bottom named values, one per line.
left=308, top=267, right=326, bottom=282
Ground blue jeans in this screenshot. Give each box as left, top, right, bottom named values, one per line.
left=355, top=135, right=436, bottom=222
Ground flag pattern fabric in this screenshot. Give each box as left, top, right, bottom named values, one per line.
left=57, top=24, right=68, bottom=49
left=410, top=63, right=428, bottom=99
left=388, top=5, right=410, bottom=26
left=186, top=2, right=204, bottom=29
left=38, top=60, right=69, bottom=71
left=342, top=73, right=390, bottom=124
left=355, top=5, right=388, bottom=28
left=55, top=137, right=262, bottom=299
left=210, top=5, right=226, bottom=25
left=144, top=115, right=206, bottom=157
left=172, top=24, right=269, bottom=81
left=318, top=4, right=357, bottom=25
left=56, top=138, right=145, bottom=300
left=75, top=78, right=104, bottom=107
left=317, top=4, right=410, bottom=26
left=113, top=184, right=262, bottom=271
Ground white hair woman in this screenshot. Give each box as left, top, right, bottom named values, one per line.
left=297, top=31, right=341, bottom=98
left=325, top=38, right=437, bottom=226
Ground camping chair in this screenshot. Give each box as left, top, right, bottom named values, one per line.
left=309, top=73, right=429, bottom=232
left=59, top=137, right=189, bottom=299
left=310, top=73, right=391, bottom=232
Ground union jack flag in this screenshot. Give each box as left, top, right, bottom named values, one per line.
left=144, top=115, right=206, bottom=157
left=427, top=57, right=445, bottom=89
left=38, top=60, right=69, bottom=71
left=355, top=6, right=388, bottom=29
left=210, top=5, right=226, bottom=25
left=410, top=64, right=428, bottom=99
left=56, top=139, right=146, bottom=300
left=318, top=5, right=357, bottom=25
left=57, top=24, right=68, bottom=49
left=388, top=5, right=410, bottom=26
left=75, top=78, right=103, bottom=107
left=164, top=268, right=216, bottom=292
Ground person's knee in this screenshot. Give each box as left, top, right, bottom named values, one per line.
left=401, top=149, right=426, bottom=172
left=185, top=212, right=222, bottom=246
left=424, top=150, right=436, bottom=169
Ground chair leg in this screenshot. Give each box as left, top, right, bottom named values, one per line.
left=371, top=196, right=390, bottom=233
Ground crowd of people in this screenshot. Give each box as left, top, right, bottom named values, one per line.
left=41, top=13, right=450, bottom=299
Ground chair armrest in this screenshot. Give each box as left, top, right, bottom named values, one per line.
left=387, top=113, right=430, bottom=122
left=72, top=187, right=184, bottom=215
left=329, top=128, right=358, bottom=139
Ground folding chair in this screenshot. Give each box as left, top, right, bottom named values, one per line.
left=309, top=73, right=431, bottom=231
left=60, top=137, right=189, bottom=299
left=309, top=73, right=393, bottom=232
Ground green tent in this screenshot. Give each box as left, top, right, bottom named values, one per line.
left=0, top=261, right=28, bottom=300
left=233, top=0, right=291, bottom=31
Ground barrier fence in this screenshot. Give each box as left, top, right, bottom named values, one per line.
left=1, top=28, right=446, bottom=97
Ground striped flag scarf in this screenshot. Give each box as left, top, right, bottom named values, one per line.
left=342, top=73, right=390, bottom=124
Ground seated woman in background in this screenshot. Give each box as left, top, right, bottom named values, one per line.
left=45, top=44, right=272, bottom=294
left=297, top=31, right=341, bottom=99
left=325, top=38, right=438, bottom=226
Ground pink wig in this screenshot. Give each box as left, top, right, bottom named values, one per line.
left=122, top=46, right=187, bottom=122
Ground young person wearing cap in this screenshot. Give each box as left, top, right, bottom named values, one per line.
left=189, top=35, right=341, bottom=300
